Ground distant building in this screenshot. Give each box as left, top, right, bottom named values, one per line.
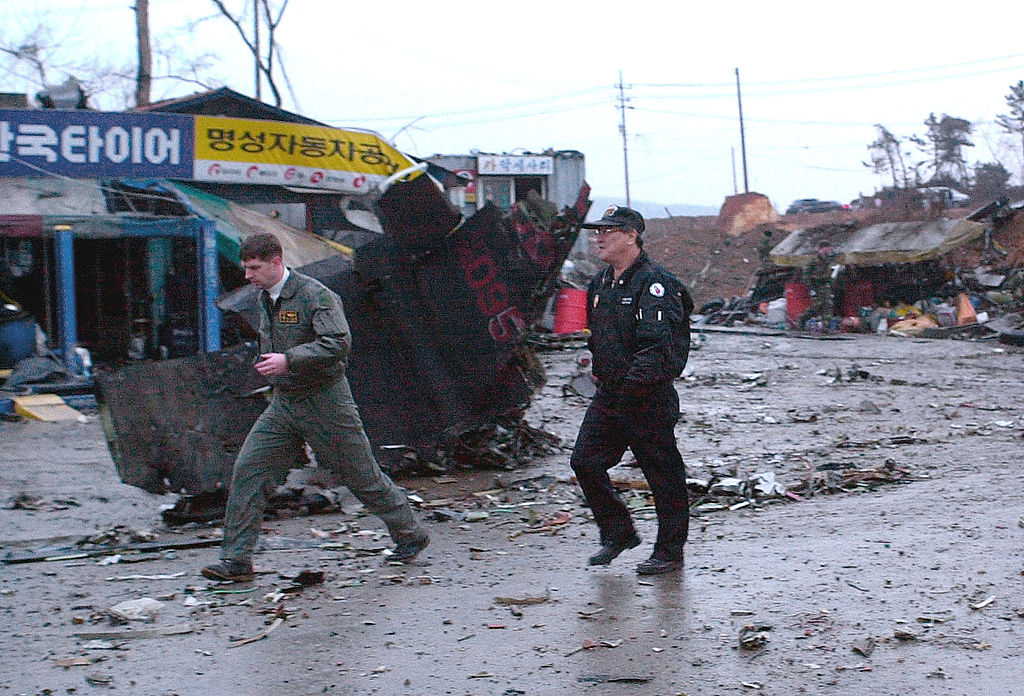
left=426, top=150, right=585, bottom=218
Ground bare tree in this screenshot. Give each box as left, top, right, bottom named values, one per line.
left=207, top=0, right=290, bottom=107
left=1, top=10, right=218, bottom=109
left=905, top=113, right=973, bottom=189
left=923, top=113, right=973, bottom=187
left=995, top=80, right=1024, bottom=184
left=0, top=24, right=55, bottom=86
left=865, top=124, right=909, bottom=189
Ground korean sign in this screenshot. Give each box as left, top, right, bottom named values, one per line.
left=0, top=108, right=193, bottom=178
left=477, top=155, right=553, bottom=176
left=193, top=116, right=415, bottom=193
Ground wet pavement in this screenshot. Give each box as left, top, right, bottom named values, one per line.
left=2, top=330, right=1023, bottom=695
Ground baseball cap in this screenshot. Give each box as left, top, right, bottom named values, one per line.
left=582, top=205, right=645, bottom=234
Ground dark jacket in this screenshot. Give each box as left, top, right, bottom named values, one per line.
left=586, top=252, right=694, bottom=398
left=258, top=270, right=350, bottom=396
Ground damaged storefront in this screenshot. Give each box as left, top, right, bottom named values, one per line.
left=737, top=207, right=1024, bottom=340
left=1, top=105, right=592, bottom=507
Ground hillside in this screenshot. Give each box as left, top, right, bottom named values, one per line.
left=642, top=207, right=929, bottom=306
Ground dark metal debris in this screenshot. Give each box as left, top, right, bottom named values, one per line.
left=97, top=179, right=590, bottom=494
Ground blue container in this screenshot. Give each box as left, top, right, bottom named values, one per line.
left=0, top=313, right=35, bottom=368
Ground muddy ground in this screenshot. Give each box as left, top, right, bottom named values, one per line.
left=2, top=330, right=1023, bottom=696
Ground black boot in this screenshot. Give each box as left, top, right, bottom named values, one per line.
left=588, top=532, right=641, bottom=566
left=201, top=559, right=254, bottom=582
left=391, top=533, right=430, bottom=562
left=636, top=554, right=683, bottom=575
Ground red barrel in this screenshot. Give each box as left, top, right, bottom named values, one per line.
left=553, top=288, right=588, bottom=334
left=785, top=281, right=811, bottom=324
left=841, top=279, right=875, bottom=317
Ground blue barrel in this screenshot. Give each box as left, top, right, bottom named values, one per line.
left=0, top=312, right=35, bottom=368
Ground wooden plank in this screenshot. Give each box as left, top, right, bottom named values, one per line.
left=13, top=393, right=81, bottom=421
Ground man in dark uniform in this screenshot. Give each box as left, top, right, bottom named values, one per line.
left=202, top=233, right=428, bottom=582
left=571, top=206, right=694, bottom=575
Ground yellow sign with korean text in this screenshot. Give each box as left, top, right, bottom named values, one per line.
left=193, top=116, right=415, bottom=193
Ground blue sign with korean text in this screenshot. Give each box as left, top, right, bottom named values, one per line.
left=0, top=109, right=194, bottom=179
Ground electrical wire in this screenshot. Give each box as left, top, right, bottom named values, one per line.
left=1, top=154, right=201, bottom=206
left=413, top=99, right=614, bottom=130
left=327, top=86, right=610, bottom=125
left=631, top=52, right=1024, bottom=89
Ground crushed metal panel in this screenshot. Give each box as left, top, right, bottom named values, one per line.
left=770, top=218, right=985, bottom=267
left=99, top=177, right=589, bottom=493
left=96, top=344, right=274, bottom=494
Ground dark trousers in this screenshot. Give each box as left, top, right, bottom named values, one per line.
left=570, top=384, right=689, bottom=561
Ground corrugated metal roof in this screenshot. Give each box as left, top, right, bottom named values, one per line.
left=770, top=217, right=985, bottom=267
left=0, top=177, right=107, bottom=217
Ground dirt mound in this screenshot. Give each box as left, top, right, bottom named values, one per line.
left=643, top=215, right=768, bottom=305
left=945, top=209, right=1024, bottom=268
left=716, top=192, right=779, bottom=237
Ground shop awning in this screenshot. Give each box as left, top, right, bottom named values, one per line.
left=161, top=181, right=347, bottom=268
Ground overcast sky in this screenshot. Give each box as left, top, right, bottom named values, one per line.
left=4, top=0, right=1024, bottom=213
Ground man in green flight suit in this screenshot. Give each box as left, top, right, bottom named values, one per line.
left=202, top=233, right=429, bottom=582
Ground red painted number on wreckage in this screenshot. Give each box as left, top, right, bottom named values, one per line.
left=456, top=239, right=525, bottom=343
left=513, top=218, right=555, bottom=267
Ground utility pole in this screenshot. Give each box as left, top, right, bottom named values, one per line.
left=731, top=147, right=738, bottom=194
left=617, top=71, right=632, bottom=207
left=133, top=0, right=151, bottom=107
left=735, top=67, right=748, bottom=193
left=253, top=1, right=261, bottom=101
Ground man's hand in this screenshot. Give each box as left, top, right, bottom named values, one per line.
left=254, top=353, right=288, bottom=376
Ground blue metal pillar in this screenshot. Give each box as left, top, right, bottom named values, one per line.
left=53, top=229, right=78, bottom=371
left=197, top=220, right=221, bottom=353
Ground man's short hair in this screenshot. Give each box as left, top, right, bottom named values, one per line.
left=240, top=233, right=283, bottom=262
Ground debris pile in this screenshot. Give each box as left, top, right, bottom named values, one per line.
left=660, top=200, right=1024, bottom=342
left=791, top=459, right=918, bottom=496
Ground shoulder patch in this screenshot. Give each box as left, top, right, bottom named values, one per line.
left=316, top=290, right=332, bottom=306
left=649, top=282, right=665, bottom=297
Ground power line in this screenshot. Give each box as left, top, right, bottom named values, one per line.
left=632, top=52, right=1024, bottom=89
left=630, top=105, right=917, bottom=129
left=406, top=98, right=613, bottom=131
left=630, top=64, right=1024, bottom=100
left=325, top=86, right=609, bottom=124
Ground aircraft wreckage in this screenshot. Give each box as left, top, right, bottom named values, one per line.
left=96, top=173, right=591, bottom=495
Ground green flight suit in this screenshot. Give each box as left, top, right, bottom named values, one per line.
left=220, top=270, right=425, bottom=563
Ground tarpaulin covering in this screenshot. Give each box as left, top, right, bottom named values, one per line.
left=162, top=181, right=345, bottom=268
left=770, top=218, right=985, bottom=267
